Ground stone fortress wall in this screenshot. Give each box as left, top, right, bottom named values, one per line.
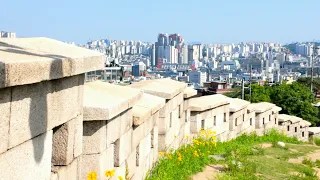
left=0, top=38, right=315, bottom=180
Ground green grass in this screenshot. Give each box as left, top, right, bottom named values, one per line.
left=146, top=129, right=312, bottom=180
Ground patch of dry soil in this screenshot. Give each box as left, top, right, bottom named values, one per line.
left=260, top=143, right=272, bottom=148
left=191, top=164, right=224, bottom=180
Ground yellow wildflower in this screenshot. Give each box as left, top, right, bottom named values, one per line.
left=105, top=169, right=115, bottom=177
left=186, top=135, right=189, bottom=139
left=88, top=172, right=97, bottom=180
left=193, top=150, right=199, bottom=157
left=178, top=156, right=182, bottom=162
left=118, top=176, right=124, bottom=180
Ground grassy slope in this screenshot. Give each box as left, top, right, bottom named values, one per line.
left=146, top=129, right=320, bottom=180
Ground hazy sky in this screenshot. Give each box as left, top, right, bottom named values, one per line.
left=1, top=0, right=319, bottom=44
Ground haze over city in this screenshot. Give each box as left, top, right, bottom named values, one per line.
left=1, top=0, right=319, bottom=44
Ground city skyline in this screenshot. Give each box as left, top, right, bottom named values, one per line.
left=1, top=0, right=319, bottom=44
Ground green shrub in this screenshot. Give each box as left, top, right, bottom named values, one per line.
left=314, top=138, right=320, bottom=146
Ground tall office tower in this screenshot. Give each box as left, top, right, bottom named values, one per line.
left=181, top=45, right=188, bottom=64
left=151, top=44, right=156, bottom=67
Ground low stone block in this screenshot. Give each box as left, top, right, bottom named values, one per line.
left=132, top=116, right=155, bottom=150
left=107, top=109, right=133, bottom=146
left=83, top=120, right=107, bottom=154
left=114, top=128, right=132, bottom=167
left=80, top=145, right=114, bottom=180
left=190, top=119, right=201, bottom=133
left=179, top=103, right=184, bottom=118
left=159, top=102, right=169, bottom=118
left=133, top=106, right=152, bottom=126
left=158, top=114, right=171, bottom=135
left=51, top=157, right=81, bottom=180
left=183, top=99, right=189, bottom=111
left=171, top=108, right=180, bottom=135
left=152, top=144, right=159, bottom=165
left=136, top=133, right=151, bottom=166
left=131, top=153, right=152, bottom=180
left=126, top=149, right=137, bottom=179
left=52, top=116, right=80, bottom=165
left=151, top=126, right=158, bottom=147
left=74, top=115, right=83, bottom=158
left=9, top=75, right=82, bottom=149
left=158, top=127, right=176, bottom=152
left=0, top=88, right=10, bottom=154
left=0, top=130, right=53, bottom=180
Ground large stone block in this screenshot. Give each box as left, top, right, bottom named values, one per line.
left=158, top=127, right=176, bottom=152
left=136, top=133, right=151, bottom=166
left=83, top=120, right=107, bottom=155
left=132, top=116, right=154, bottom=150
left=158, top=114, right=171, bottom=135
left=51, top=157, right=81, bottom=180
left=74, top=115, right=83, bottom=158
left=151, top=126, right=158, bottom=147
left=152, top=144, right=159, bottom=165
left=114, top=129, right=133, bottom=167
left=0, top=130, right=53, bottom=180
left=159, top=102, right=170, bottom=118
left=131, top=153, right=152, bottom=180
left=106, top=109, right=133, bottom=146
left=9, top=75, right=82, bottom=148
left=52, top=115, right=82, bottom=165
left=171, top=108, right=180, bottom=136
left=0, top=37, right=104, bottom=89
left=80, top=145, right=114, bottom=180
left=133, top=105, right=152, bottom=126
left=126, top=149, right=137, bottom=179
left=0, top=87, right=10, bottom=154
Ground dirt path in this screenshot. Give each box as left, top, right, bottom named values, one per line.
left=288, top=149, right=320, bottom=164
left=191, top=164, right=224, bottom=180
left=288, top=149, right=320, bottom=179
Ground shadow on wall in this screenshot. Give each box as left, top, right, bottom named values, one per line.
left=0, top=42, right=72, bottom=163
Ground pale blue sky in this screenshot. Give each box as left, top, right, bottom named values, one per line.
left=0, top=0, right=319, bottom=44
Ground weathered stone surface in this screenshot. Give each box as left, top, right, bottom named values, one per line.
left=129, top=78, right=186, bottom=99
left=0, top=37, right=104, bottom=88
left=158, top=114, right=171, bottom=135
left=83, top=120, right=107, bottom=154
left=247, top=102, right=275, bottom=113
left=151, top=126, right=158, bottom=147
left=189, top=94, right=229, bottom=112
left=83, top=81, right=134, bottom=121
left=73, top=115, right=83, bottom=158
left=0, top=130, right=53, bottom=180
left=134, top=93, right=165, bottom=115
left=131, top=152, right=152, bottom=180
left=136, top=133, right=151, bottom=166
left=80, top=145, right=114, bottom=180
left=126, top=149, right=137, bottom=179
left=133, top=106, right=152, bottom=126
left=51, top=157, right=81, bottom=180
left=226, top=97, right=250, bottom=113
left=132, top=116, right=155, bottom=150
left=114, top=129, right=132, bottom=167
left=0, top=88, right=10, bottom=154
left=52, top=117, right=77, bottom=165
left=9, top=75, right=82, bottom=148
left=106, top=109, right=133, bottom=146
left=183, top=87, right=197, bottom=98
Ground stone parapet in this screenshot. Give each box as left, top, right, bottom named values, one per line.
left=0, top=37, right=104, bottom=180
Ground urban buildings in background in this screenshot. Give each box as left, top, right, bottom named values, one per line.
left=0, top=31, right=16, bottom=38
left=79, top=33, right=319, bottom=93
